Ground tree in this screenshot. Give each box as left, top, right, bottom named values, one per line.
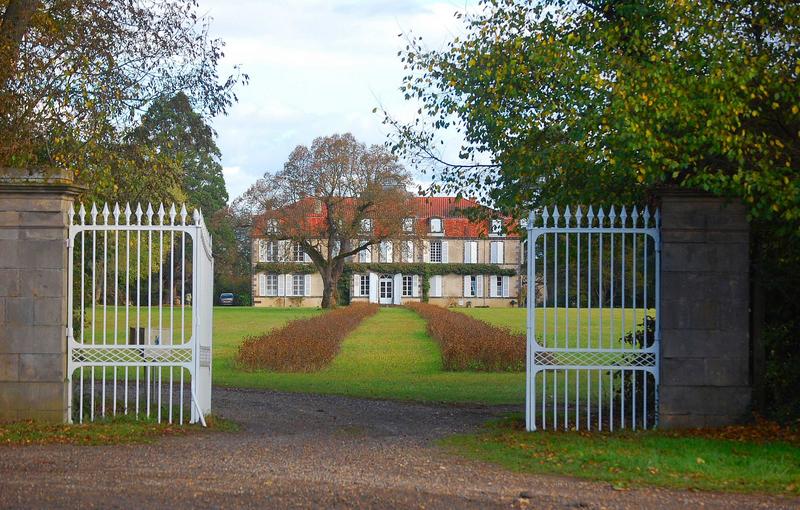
left=0, top=0, right=246, bottom=195
left=389, top=0, right=799, bottom=230
left=239, top=133, right=416, bottom=308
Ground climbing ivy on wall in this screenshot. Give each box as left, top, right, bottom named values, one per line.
left=254, top=262, right=516, bottom=303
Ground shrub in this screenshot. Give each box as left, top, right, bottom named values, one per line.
left=236, top=303, right=378, bottom=372
left=406, top=302, right=525, bottom=372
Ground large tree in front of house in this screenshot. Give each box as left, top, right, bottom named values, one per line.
left=239, top=133, right=416, bottom=308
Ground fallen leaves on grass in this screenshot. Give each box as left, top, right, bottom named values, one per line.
left=662, top=416, right=800, bottom=445
left=236, top=303, right=379, bottom=372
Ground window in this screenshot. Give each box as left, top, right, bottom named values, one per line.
left=403, top=217, right=414, bottom=233
left=360, top=218, right=372, bottom=233
left=464, top=241, right=478, bottom=263
left=266, top=274, right=278, bottom=296
left=360, top=273, right=370, bottom=296
left=402, top=240, right=414, bottom=262
left=430, top=217, right=442, bottom=233
left=292, top=243, right=305, bottom=262
left=402, top=275, right=414, bottom=297
left=490, top=219, right=503, bottom=235
left=494, top=276, right=503, bottom=297
left=292, top=274, right=305, bottom=296
left=266, top=219, right=278, bottom=234
left=379, top=240, right=393, bottom=262
left=264, top=241, right=278, bottom=262
left=470, top=276, right=478, bottom=297
left=429, top=240, right=442, bottom=263
left=490, top=241, right=504, bottom=264
left=358, top=245, right=372, bottom=263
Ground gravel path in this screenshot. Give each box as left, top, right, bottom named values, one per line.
left=0, top=387, right=795, bottom=509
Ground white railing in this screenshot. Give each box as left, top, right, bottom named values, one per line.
left=526, top=206, right=660, bottom=431
left=67, top=203, right=213, bottom=425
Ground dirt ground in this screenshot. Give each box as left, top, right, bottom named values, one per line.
left=0, top=387, right=796, bottom=509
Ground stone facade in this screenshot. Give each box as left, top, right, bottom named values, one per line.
left=658, top=189, right=752, bottom=428
left=0, top=168, right=81, bottom=422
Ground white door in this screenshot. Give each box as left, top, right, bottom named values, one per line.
left=379, top=275, right=393, bottom=305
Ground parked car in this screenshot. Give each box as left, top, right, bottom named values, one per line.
left=219, top=292, right=234, bottom=306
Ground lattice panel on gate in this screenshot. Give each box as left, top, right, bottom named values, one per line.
left=525, top=205, right=660, bottom=431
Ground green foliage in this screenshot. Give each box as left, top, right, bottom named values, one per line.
left=393, top=0, right=799, bottom=229
left=254, top=262, right=319, bottom=274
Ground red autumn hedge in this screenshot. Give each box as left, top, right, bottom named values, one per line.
left=237, top=303, right=379, bottom=372
left=406, top=302, right=525, bottom=372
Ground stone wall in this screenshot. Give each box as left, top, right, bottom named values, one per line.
left=0, top=168, right=80, bottom=422
left=658, top=189, right=752, bottom=428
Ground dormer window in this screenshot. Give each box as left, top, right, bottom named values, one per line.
left=266, top=218, right=278, bottom=234
left=403, top=217, right=414, bottom=233
left=430, top=217, right=442, bottom=233
left=360, top=218, right=372, bottom=233
left=490, top=219, right=503, bottom=236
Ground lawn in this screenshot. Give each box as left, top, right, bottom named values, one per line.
left=213, top=306, right=525, bottom=404
left=458, top=307, right=653, bottom=348
left=441, top=415, right=800, bottom=496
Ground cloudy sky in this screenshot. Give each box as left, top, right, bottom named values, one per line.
left=197, top=0, right=478, bottom=201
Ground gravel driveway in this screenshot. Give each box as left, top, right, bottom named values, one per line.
left=0, top=387, right=795, bottom=509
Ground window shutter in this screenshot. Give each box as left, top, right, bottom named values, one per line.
left=279, top=240, right=289, bottom=262
left=258, top=273, right=266, bottom=296
left=368, top=273, right=378, bottom=303
left=393, top=274, right=402, bottom=304
left=430, top=275, right=441, bottom=297
left=463, top=242, right=470, bottom=263
left=502, top=276, right=510, bottom=297
left=476, top=275, right=484, bottom=297
left=304, top=250, right=311, bottom=263
left=489, top=275, right=497, bottom=297
left=442, top=241, right=449, bottom=263
left=489, top=242, right=496, bottom=264
left=497, top=242, right=504, bottom=264
left=278, top=274, right=287, bottom=296
left=463, top=275, right=471, bottom=297
left=353, top=274, right=361, bottom=297
left=423, top=241, right=430, bottom=262
left=405, top=240, right=414, bottom=262
left=471, top=242, right=478, bottom=264
left=304, top=274, right=311, bottom=296
left=412, top=275, right=420, bottom=297
left=258, top=240, right=266, bottom=262
left=386, top=242, right=393, bottom=262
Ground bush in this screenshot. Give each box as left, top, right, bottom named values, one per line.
left=236, top=303, right=378, bottom=372
left=406, top=302, right=524, bottom=372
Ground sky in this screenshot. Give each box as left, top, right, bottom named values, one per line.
left=197, top=0, right=478, bottom=201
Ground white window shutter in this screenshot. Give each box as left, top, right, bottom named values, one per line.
left=476, top=275, right=484, bottom=297
left=304, top=249, right=311, bottom=262
left=393, top=273, right=402, bottom=304
left=278, top=274, right=287, bottom=296
left=279, top=240, right=289, bottom=262
left=423, top=241, right=430, bottom=262
left=471, top=242, right=478, bottom=264
left=463, top=275, right=470, bottom=297
left=464, top=243, right=470, bottom=263
left=386, top=242, right=393, bottom=262
left=368, top=273, right=378, bottom=303
left=433, top=275, right=443, bottom=297
left=258, top=240, right=266, bottom=262
left=304, top=274, right=311, bottom=296
left=489, top=275, right=497, bottom=297
left=503, top=276, right=510, bottom=297
left=489, top=242, right=496, bottom=264
left=353, top=274, right=361, bottom=297
left=412, top=275, right=420, bottom=297
left=405, top=240, right=414, bottom=262
left=442, top=241, right=449, bottom=263
left=258, top=273, right=266, bottom=296
left=497, top=242, right=504, bottom=264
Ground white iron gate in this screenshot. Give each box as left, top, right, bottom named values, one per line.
left=526, top=206, right=660, bottom=431
left=67, top=203, right=213, bottom=425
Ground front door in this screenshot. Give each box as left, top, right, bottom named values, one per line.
left=379, top=275, right=393, bottom=305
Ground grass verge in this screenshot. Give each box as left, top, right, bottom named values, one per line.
left=441, top=414, right=800, bottom=496
left=0, top=414, right=238, bottom=446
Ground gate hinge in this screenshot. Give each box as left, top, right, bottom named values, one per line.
left=65, top=326, right=73, bottom=339
left=65, top=237, right=71, bottom=248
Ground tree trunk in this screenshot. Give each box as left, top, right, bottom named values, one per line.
left=319, top=262, right=345, bottom=309
left=0, top=0, right=39, bottom=89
